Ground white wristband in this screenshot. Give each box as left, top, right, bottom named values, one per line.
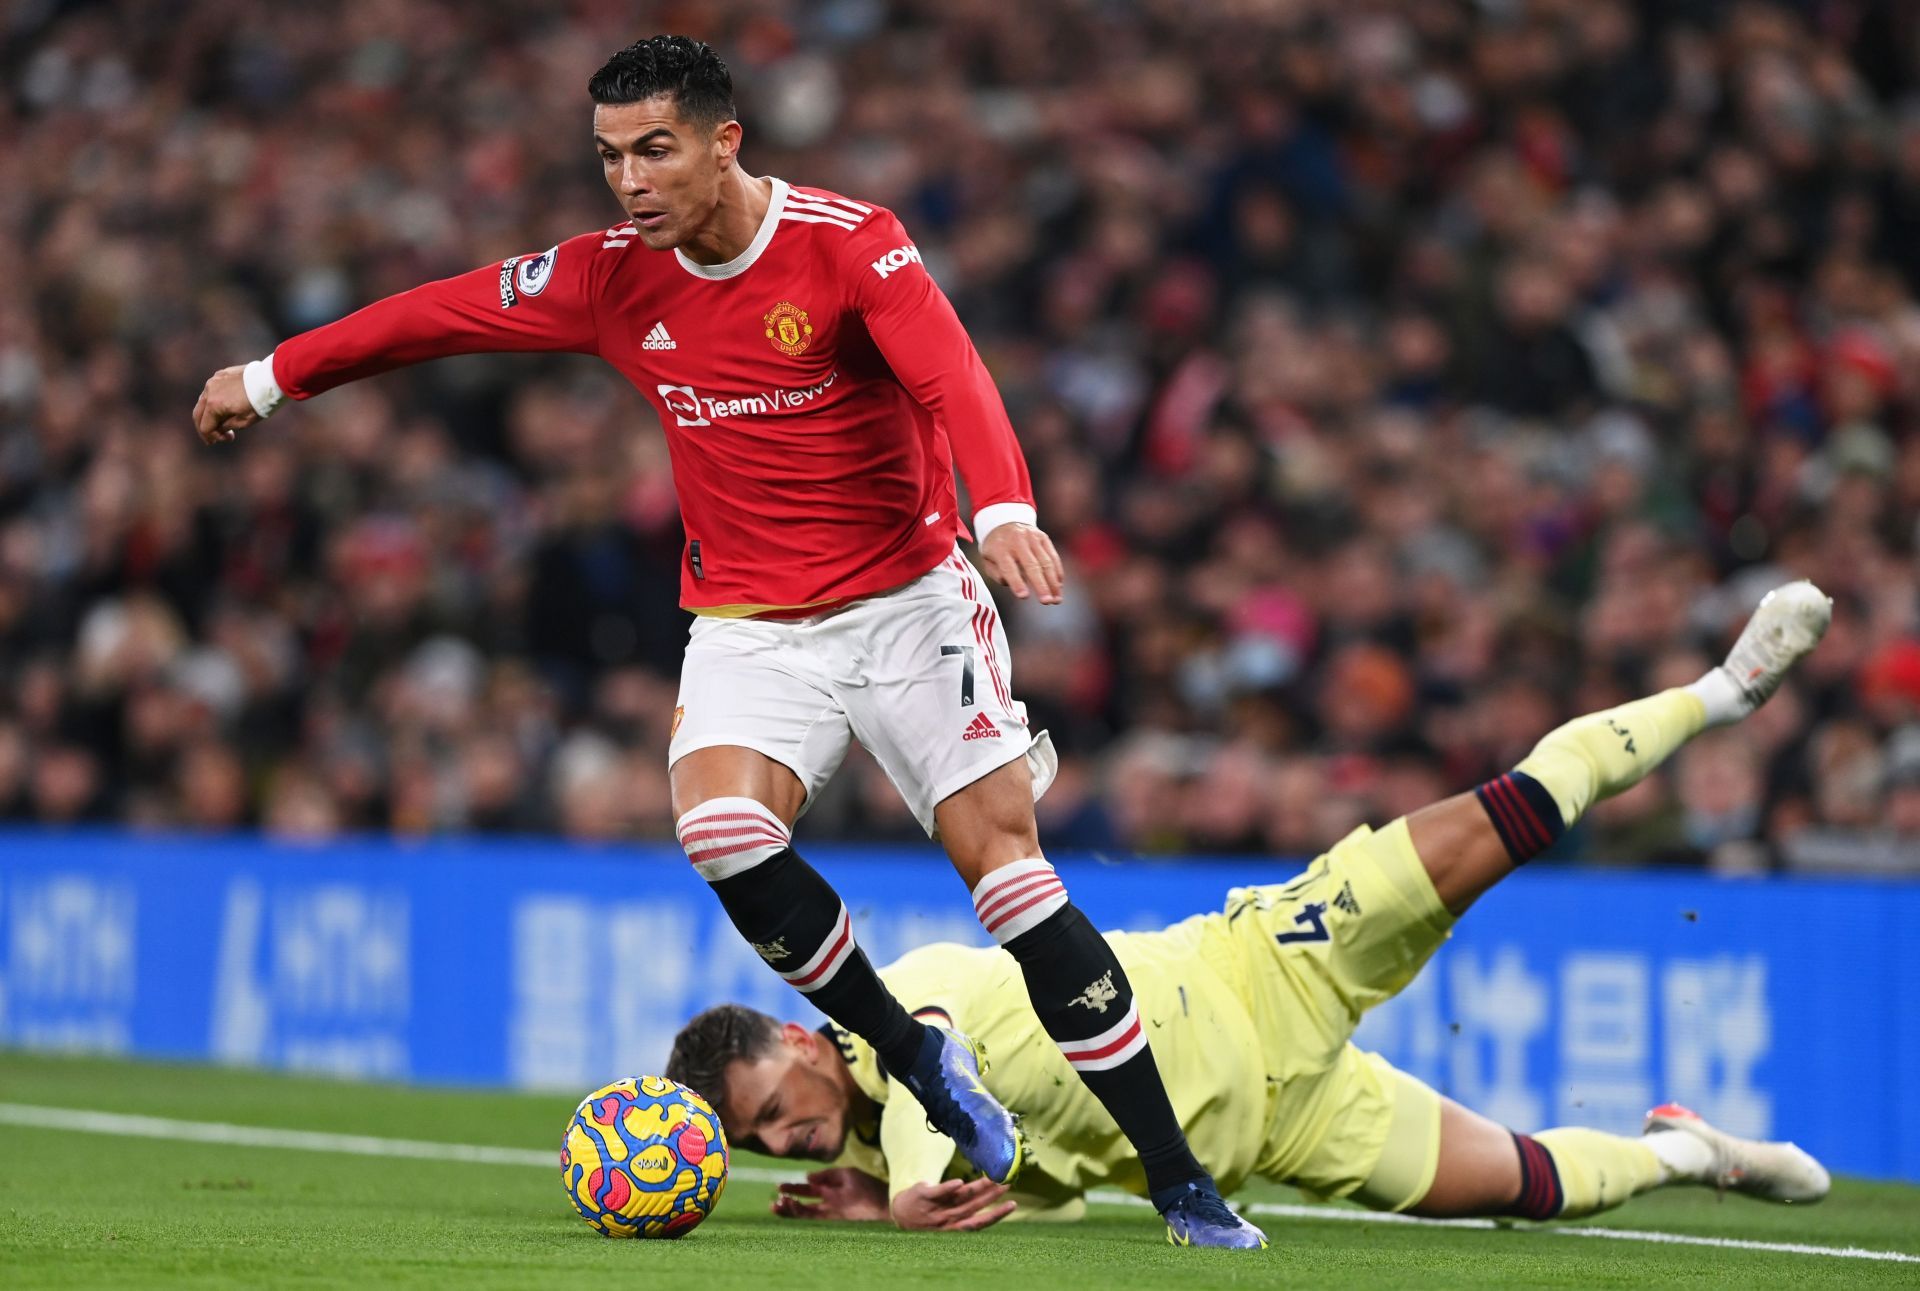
left=242, top=355, right=286, bottom=419
left=972, top=501, right=1038, bottom=547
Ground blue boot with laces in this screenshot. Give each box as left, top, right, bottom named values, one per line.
left=895, top=1026, right=1026, bottom=1185
left=1156, top=1178, right=1269, bottom=1249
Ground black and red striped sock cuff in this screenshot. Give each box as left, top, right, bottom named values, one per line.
left=1475, top=770, right=1566, bottom=865
left=1504, top=1132, right=1565, bottom=1220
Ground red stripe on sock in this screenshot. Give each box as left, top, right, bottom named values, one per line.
left=982, top=883, right=1066, bottom=936
left=785, top=918, right=854, bottom=989
left=1509, top=1134, right=1562, bottom=1219
left=974, top=871, right=1060, bottom=922
left=686, top=833, right=789, bottom=863
left=1496, top=774, right=1555, bottom=847
left=678, top=824, right=787, bottom=847
left=1480, top=780, right=1530, bottom=852
left=1063, top=1014, right=1143, bottom=1065
left=1491, top=776, right=1547, bottom=852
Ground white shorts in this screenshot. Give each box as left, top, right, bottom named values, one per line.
left=668, top=547, right=1058, bottom=836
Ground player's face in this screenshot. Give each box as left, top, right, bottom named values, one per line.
left=593, top=98, right=733, bottom=251
left=718, top=1026, right=850, bottom=1162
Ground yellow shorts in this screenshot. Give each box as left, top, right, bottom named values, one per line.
left=1215, top=818, right=1453, bottom=1211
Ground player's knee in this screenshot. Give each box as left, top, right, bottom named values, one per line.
left=934, top=757, right=1043, bottom=877
left=970, top=858, right=1070, bottom=946
left=676, top=797, right=791, bottom=882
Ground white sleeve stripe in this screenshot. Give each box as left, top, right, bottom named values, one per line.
left=775, top=202, right=860, bottom=218
left=779, top=213, right=864, bottom=230
left=779, top=211, right=862, bottom=230
left=789, top=194, right=873, bottom=218
left=783, top=199, right=868, bottom=224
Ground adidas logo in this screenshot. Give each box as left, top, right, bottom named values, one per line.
left=962, top=712, right=1001, bottom=741
left=1332, top=881, right=1361, bottom=917
left=642, top=321, right=677, bottom=350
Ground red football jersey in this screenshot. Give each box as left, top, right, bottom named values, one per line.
left=268, top=179, right=1035, bottom=614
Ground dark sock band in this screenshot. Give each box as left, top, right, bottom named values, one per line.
left=1504, top=1132, right=1565, bottom=1220
left=1004, top=903, right=1209, bottom=1198
left=707, top=847, right=926, bottom=1075
left=1475, top=770, right=1567, bottom=864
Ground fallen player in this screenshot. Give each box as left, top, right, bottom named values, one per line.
left=667, top=582, right=1834, bottom=1237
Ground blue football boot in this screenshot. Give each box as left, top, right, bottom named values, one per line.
left=896, top=1026, right=1027, bottom=1185
left=1157, top=1179, right=1270, bottom=1249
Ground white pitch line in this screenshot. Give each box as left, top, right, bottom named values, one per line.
left=2, top=1103, right=1913, bottom=1264
left=0, top=1102, right=560, bottom=1168
left=1075, top=1194, right=1919, bottom=1264
left=1550, top=1221, right=1920, bottom=1264
left=0, top=1102, right=798, bottom=1185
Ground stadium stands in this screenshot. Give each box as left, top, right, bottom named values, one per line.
left=1, top=0, right=1915, bottom=867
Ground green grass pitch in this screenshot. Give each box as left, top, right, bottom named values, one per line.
left=1, top=1052, right=1915, bottom=1289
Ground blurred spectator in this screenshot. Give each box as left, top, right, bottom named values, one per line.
left=1, top=0, right=1916, bottom=870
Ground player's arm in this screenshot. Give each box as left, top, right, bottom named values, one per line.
left=194, top=235, right=606, bottom=445
left=876, top=1084, right=1016, bottom=1230
left=771, top=1166, right=1015, bottom=1231
left=769, top=1088, right=1015, bottom=1231
left=845, top=213, right=1063, bottom=604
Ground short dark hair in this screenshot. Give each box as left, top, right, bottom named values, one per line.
left=588, top=35, right=736, bottom=127
left=665, top=1004, right=781, bottom=1114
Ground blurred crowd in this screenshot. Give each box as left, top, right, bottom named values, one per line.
left=2, top=0, right=1918, bottom=869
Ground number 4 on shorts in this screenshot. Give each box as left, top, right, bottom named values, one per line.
left=940, top=644, right=976, bottom=707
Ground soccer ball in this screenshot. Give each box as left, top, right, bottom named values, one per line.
left=561, top=1075, right=729, bottom=1238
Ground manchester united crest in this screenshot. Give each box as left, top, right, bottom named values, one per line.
left=763, top=301, right=813, bottom=356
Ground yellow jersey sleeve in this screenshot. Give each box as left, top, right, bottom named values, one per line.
left=878, top=1076, right=967, bottom=1202
left=822, top=1009, right=969, bottom=1202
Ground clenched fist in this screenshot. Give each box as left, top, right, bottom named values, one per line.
left=192, top=365, right=260, bottom=445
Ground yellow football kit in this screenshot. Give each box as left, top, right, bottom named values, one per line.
left=825, top=817, right=1455, bottom=1217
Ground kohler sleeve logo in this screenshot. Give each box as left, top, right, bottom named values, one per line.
left=870, top=244, right=922, bottom=279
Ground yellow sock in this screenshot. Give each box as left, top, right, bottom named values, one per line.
left=1533, top=1128, right=1667, bottom=1218
left=1514, top=689, right=1706, bottom=829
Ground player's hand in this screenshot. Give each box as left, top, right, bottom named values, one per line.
left=979, top=522, right=1064, bottom=605
left=770, top=1167, right=890, bottom=1222
left=888, top=1177, right=1017, bottom=1232
left=193, top=365, right=261, bottom=446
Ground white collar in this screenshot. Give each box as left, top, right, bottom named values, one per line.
left=673, top=177, right=787, bottom=281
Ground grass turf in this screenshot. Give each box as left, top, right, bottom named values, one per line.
left=1, top=1051, right=1915, bottom=1289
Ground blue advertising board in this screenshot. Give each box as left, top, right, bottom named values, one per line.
left=1, top=830, right=1915, bottom=1181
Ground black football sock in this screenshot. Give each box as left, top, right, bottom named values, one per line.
left=972, top=859, right=1208, bottom=1201
left=1504, top=1132, right=1567, bottom=1220
left=678, top=798, right=926, bottom=1075
left=706, top=848, right=927, bottom=1075
left=1473, top=769, right=1568, bottom=864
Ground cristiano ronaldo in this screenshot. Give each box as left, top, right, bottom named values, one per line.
left=191, top=34, right=1255, bottom=1246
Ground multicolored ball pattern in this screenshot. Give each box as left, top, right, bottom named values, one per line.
left=560, top=1075, right=729, bottom=1238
